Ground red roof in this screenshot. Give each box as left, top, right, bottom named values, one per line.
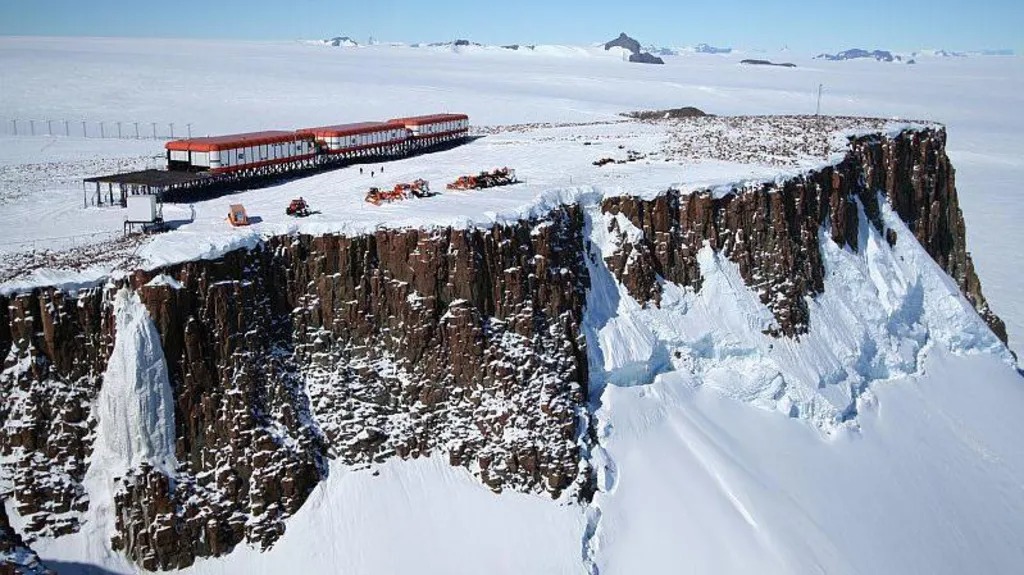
left=296, top=122, right=396, bottom=137
left=388, top=113, right=469, bottom=127
left=166, top=131, right=302, bottom=152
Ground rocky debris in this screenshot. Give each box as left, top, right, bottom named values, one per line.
left=624, top=107, right=708, bottom=121
left=600, top=128, right=1007, bottom=341
left=657, top=115, right=893, bottom=167
left=740, top=59, right=797, bottom=68
left=0, top=234, right=146, bottom=286
left=593, top=150, right=648, bottom=166
left=0, top=287, right=112, bottom=537
left=472, top=120, right=627, bottom=136
left=816, top=49, right=902, bottom=62
left=0, top=500, right=54, bottom=575
left=604, top=33, right=664, bottom=65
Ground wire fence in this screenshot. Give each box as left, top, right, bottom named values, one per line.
left=0, top=118, right=198, bottom=140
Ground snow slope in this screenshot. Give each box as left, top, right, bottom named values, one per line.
left=35, top=456, right=587, bottom=575
left=591, top=349, right=1024, bottom=575
left=582, top=192, right=1023, bottom=573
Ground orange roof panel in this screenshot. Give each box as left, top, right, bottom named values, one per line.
left=388, top=113, right=469, bottom=127
left=296, top=122, right=396, bottom=137
left=166, top=131, right=303, bottom=152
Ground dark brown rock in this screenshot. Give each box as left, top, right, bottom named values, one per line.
left=0, top=287, right=113, bottom=537
left=600, top=128, right=1007, bottom=341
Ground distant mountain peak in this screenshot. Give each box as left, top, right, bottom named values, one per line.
left=604, top=33, right=664, bottom=65
left=815, top=48, right=902, bottom=62
left=322, top=36, right=359, bottom=47
left=605, top=32, right=642, bottom=55
left=694, top=43, right=732, bottom=54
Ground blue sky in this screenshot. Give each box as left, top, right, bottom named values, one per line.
left=2, top=0, right=1020, bottom=53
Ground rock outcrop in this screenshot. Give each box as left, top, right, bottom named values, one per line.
left=740, top=59, right=797, bottom=68
left=629, top=52, right=666, bottom=65
left=604, top=33, right=665, bottom=65
left=601, top=128, right=1006, bottom=341
left=604, top=33, right=641, bottom=55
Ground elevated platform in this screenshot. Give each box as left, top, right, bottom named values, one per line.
left=83, top=169, right=213, bottom=206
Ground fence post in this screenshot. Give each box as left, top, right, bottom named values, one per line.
left=169, top=122, right=174, bottom=139
left=82, top=120, right=87, bottom=138
left=151, top=122, right=157, bottom=139
left=11, top=119, right=15, bottom=136
left=29, top=120, right=34, bottom=136
left=117, top=121, right=122, bottom=139
left=47, top=120, right=53, bottom=136
left=134, top=122, right=139, bottom=139
left=99, top=121, right=105, bottom=138
left=64, top=119, right=69, bottom=136
left=187, top=123, right=192, bottom=138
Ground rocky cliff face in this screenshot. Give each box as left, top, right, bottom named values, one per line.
left=0, top=206, right=589, bottom=570
left=0, top=288, right=111, bottom=537
left=602, top=128, right=1006, bottom=341
left=0, top=129, right=1007, bottom=571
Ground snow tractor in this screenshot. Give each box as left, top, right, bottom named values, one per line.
left=286, top=197, right=312, bottom=217
left=365, top=179, right=433, bottom=205
left=227, top=204, right=250, bottom=226
left=446, top=167, right=518, bottom=190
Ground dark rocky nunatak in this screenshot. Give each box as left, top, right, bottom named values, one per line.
left=604, top=33, right=665, bottom=65
left=740, top=59, right=797, bottom=68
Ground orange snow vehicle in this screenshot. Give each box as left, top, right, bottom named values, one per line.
left=446, top=167, right=517, bottom=190
left=227, top=204, right=250, bottom=226
left=365, top=179, right=432, bottom=205
left=286, top=197, right=311, bottom=217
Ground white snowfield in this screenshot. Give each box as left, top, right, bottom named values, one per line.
left=1, top=37, right=1023, bottom=575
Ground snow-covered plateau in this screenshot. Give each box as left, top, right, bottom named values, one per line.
left=1, top=37, right=1023, bottom=575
